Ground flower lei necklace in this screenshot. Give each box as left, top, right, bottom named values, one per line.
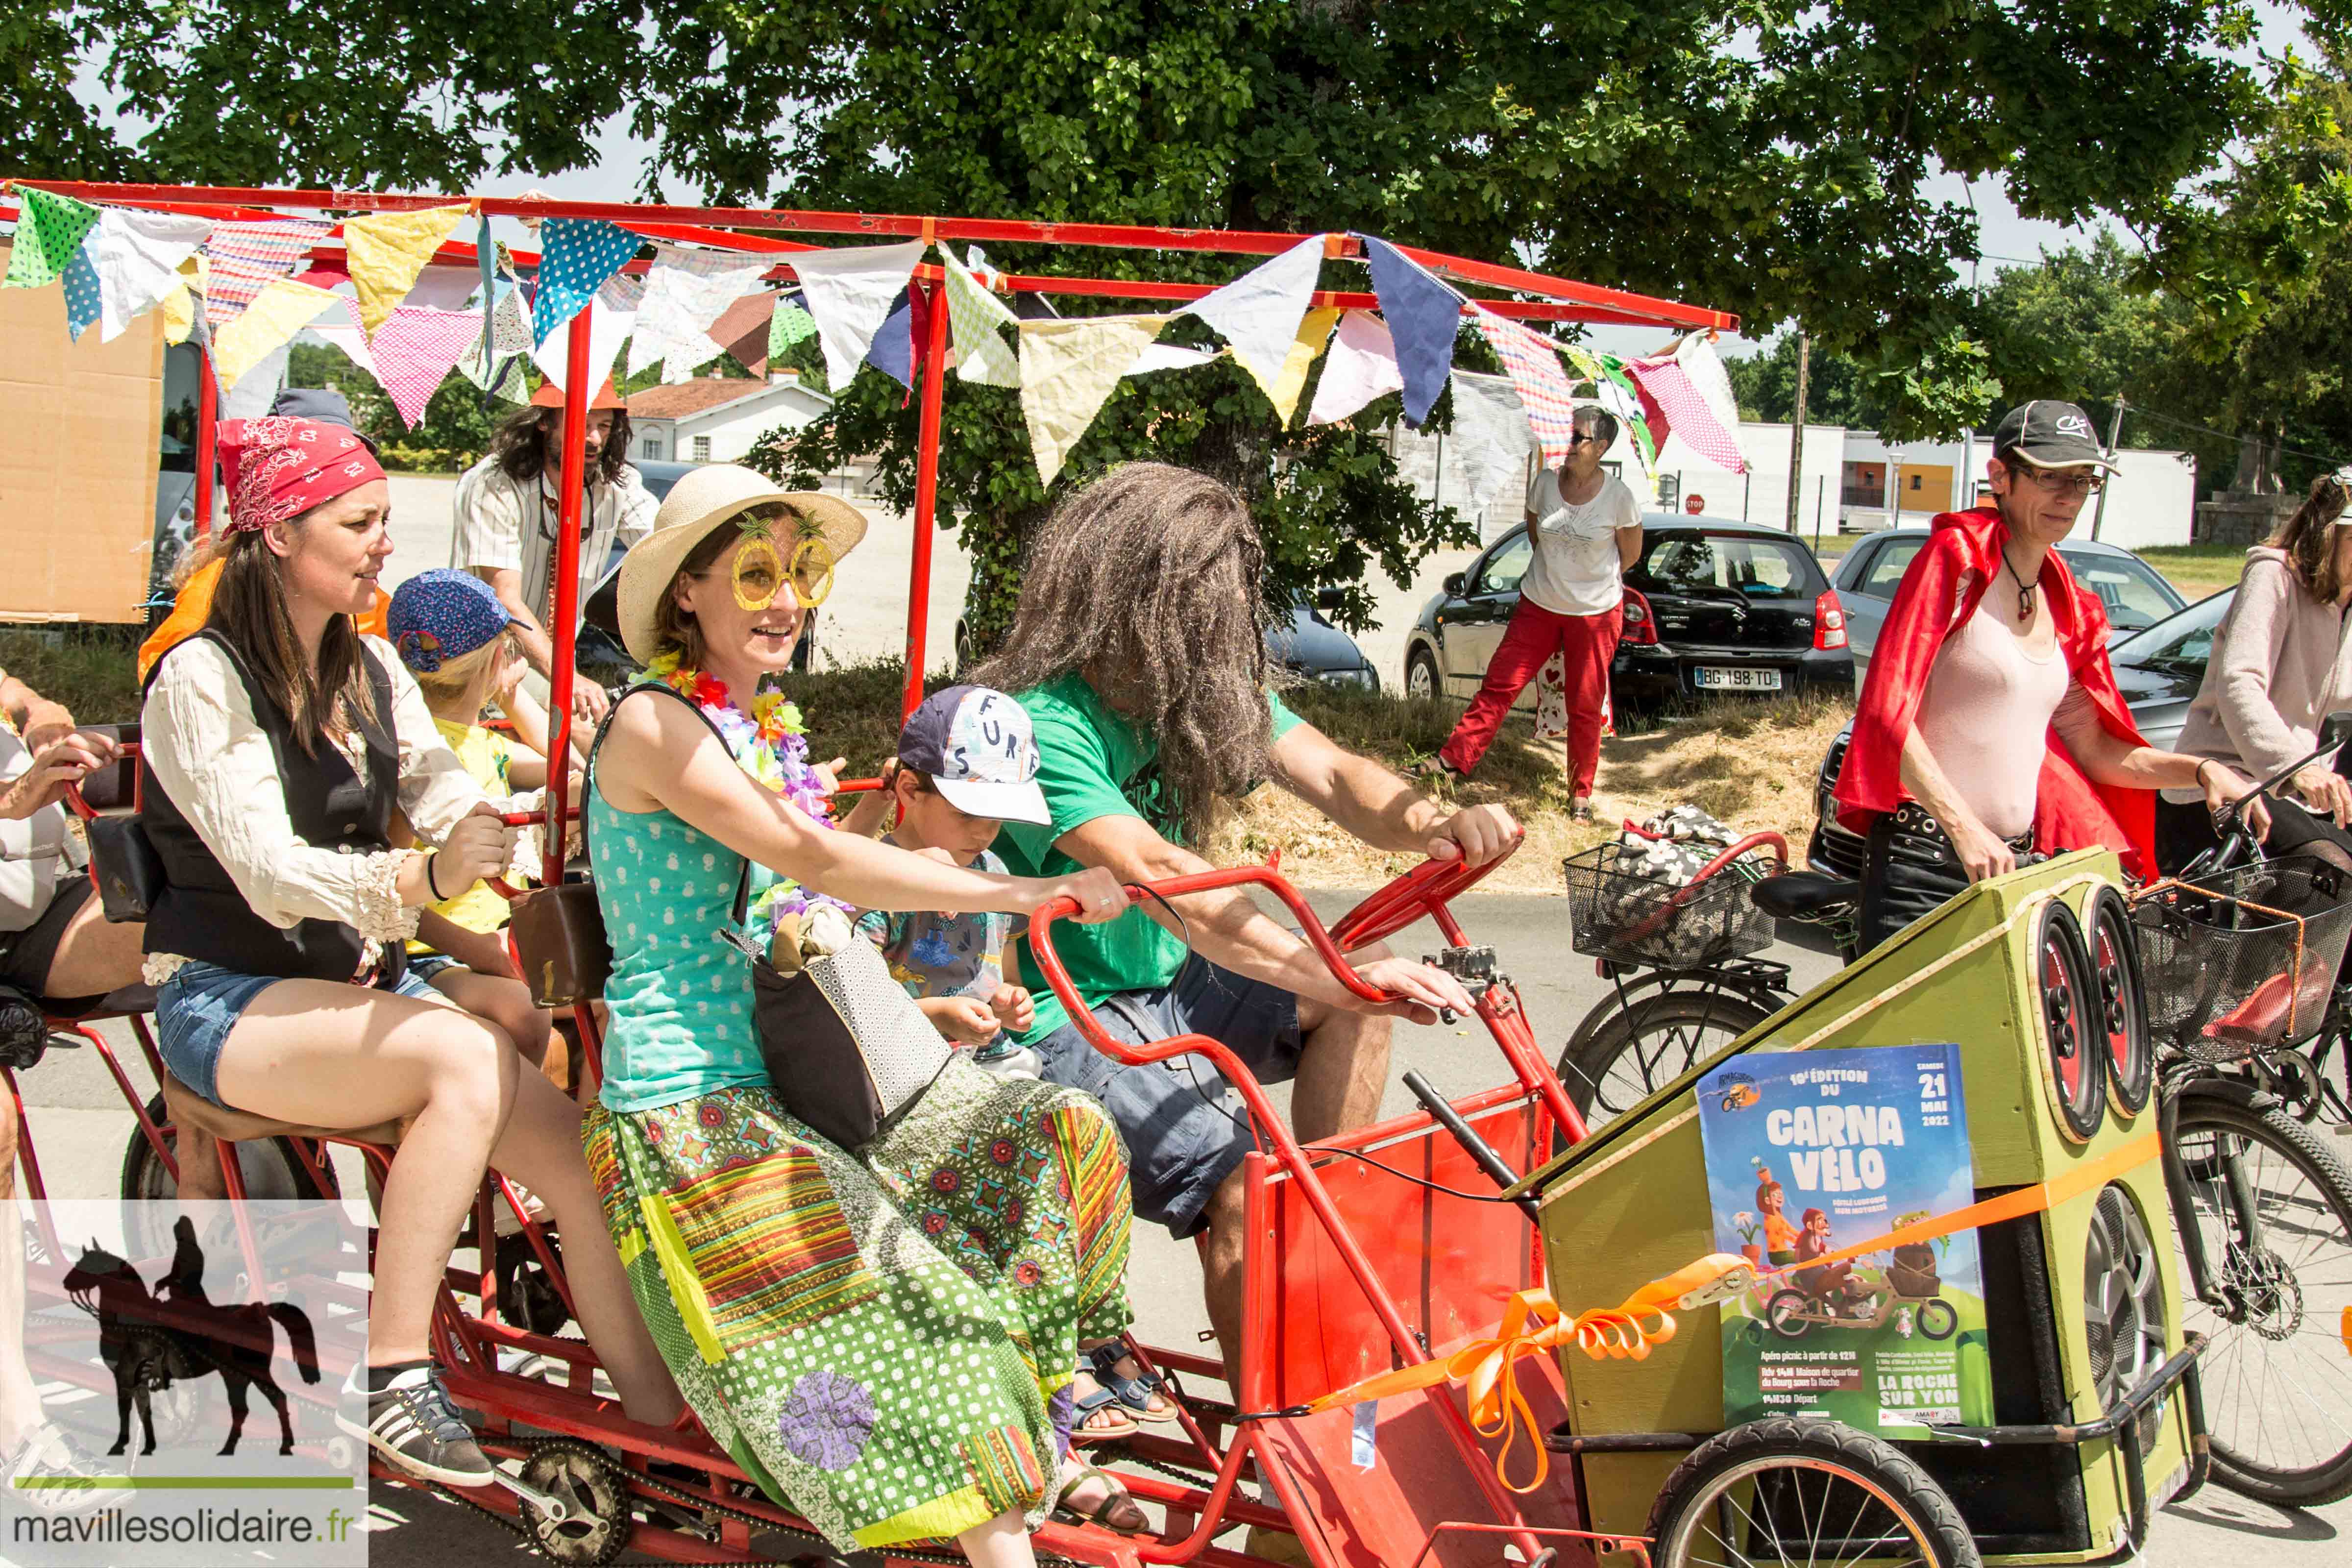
left=643, top=650, right=851, bottom=928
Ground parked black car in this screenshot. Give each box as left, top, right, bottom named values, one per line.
left=1403, top=513, right=1855, bottom=719
left=578, top=460, right=816, bottom=671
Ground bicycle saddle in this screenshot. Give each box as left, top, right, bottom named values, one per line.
left=1748, top=870, right=1863, bottom=922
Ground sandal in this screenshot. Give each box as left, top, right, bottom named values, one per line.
left=1055, top=1461, right=1151, bottom=1536
left=1069, top=1381, right=1139, bottom=1444
left=1568, top=797, right=1595, bottom=823
left=1410, top=757, right=1465, bottom=784
left=1086, top=1341, right=1180, bottom=1424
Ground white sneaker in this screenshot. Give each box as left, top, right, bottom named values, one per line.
left=2, top=1422, right=126, bottom=1515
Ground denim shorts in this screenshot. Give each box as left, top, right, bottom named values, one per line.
left=1031, top=956, right=1301, bottom=1238
left=156, top=959, right=448, bottom=1110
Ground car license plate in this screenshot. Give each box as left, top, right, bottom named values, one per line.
left=1694, top=666, right=1782, bottom=691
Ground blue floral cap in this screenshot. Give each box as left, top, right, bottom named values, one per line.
left=387, top=569, right=517, bottom=674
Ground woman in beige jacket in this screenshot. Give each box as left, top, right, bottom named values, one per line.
left=2159, top=469, right=2352, bottom=872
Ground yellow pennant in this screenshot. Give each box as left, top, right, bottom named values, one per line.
left=1266, top=305, right=1342, bottom=425
left=344, top=204, right=470, bottom=338
left=212, top=276, right=342, bottom=390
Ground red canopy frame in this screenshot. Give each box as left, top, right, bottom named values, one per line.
left=13, top=181, right=1740, bottom=883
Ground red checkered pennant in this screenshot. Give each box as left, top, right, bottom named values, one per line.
left=1474, top=307, right=1577, bottom=467
left=370, top=306, right=488, bottom=428
left=203, top=218, right=331, bottom=330
left=1629, top=353, right=1747, bottom=473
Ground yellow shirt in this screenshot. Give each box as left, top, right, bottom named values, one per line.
left=1763, top=1212, right=1798, bottom=1254
left=407, top=717, right=523, bottom=949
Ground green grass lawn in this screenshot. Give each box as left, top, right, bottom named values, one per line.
left=2135, top=543, right=2246, bottom=603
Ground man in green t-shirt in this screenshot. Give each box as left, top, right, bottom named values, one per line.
left=977, top=463, right=1521, bottom=1379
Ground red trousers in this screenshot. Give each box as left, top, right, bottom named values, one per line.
left=1439, top=599, right=1622, bottom=794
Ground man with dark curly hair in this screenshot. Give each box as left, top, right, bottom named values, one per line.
left=977, top=462, right=1522, bottom=1387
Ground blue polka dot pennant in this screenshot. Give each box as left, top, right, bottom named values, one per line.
left=62, top=241, right=102, bottom=341
left=531, top=218, right=642, bottom=349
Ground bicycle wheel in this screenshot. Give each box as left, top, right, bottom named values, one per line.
left=1647, top=1416, right=1979, bottom=1568
left=2168, top=1088, right=2352, bottom=1506
left=118, top=1092, right=331, bottom=1266
left=1557, top=988, right=1774, bottom=1136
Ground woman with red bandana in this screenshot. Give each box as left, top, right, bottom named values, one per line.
left=138, top=417, right=684, bottom=1487
left=1835, top=402, right=2268, bottom=950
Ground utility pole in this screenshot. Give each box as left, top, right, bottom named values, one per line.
left=2089, top=395, right=2127, bottom=541
left=1786, top=330, right=1810, bottom=534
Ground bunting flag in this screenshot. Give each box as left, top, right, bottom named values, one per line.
left=158, top=258, right=199, bottom=346
left=1678, top=333, right=1740, bottom=435
left=864, top=286, right=917, bottom=388
left=1017, top=314, right=1172, bottom=485
left=707, top=291, right=775, bottom=375
left=1266, top=306, right=1342, bottom=425
left=531, top=217, right=641, bottom=348
left=83, top=208, right=212, bottom=340
left=940, top=245, right=1019, bottom=387
left=630, top=244, right=773, bottom=382
left=397, top=267, right=480, bottom=312
left=1360, top=235, right=1461, bottom=426
left=533, top=271, right=640, bottom=392
left=371, top=305, right=487, bottom=427
left=1446, top=371, right=1537, bottom=517
left=1130, top=343, right=1219, bottom=374
left=1474, top=307, right=1579, bottom=467
left=787, top=239, right=927, bottom=392
left=1629, top=350, right=1746, bottom=473
left=201, top=218, right=330, bottom=329
left=2, top=188, right=101, bottom=290
left=211, top=274, right=342, bottom=390
left=1184, top=234, right=1326, bottom=416
left=1592, top=353, right=1659, bottom=478
left=768, top=294, right=816, bottom=359
left=1307, top=311, right=1406, bottom=426
left=343, top=203, right=470, bottom=337
left=61, top=244, right=101, bottom=341
left=307, top=296, right=380, bottom=379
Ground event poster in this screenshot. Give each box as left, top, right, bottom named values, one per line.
left=1695, top=1044, right=1993, bottom=1435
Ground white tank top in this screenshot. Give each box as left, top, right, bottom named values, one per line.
left=1915, top=600, right=2070, bottom=839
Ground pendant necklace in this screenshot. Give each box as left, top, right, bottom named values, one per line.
left=2000, top=549, right=2036, bottom=620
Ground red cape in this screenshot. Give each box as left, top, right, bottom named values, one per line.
left=1833, top=506, right=2156, bottom=877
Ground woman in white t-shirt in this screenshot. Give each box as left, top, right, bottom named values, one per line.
left=1426, top=406, right=1641, bottom=818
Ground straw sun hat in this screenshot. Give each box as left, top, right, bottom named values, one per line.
left=615, top=465, right=870, bottom=665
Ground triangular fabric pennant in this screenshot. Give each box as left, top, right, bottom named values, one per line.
left=1629, top=350, right=1746, bottom=474
left=1474, top=308, right=1579, bottom=467
left=707, top=292, right=774, bottom=376
left=1677, top=333, right=1740, bottom=434
left=1446, top=371, right=1537, bottom=518
left=85, top=208, right=212, bottom=340
left=1, top=188, right=100, bottom=290
left=1359, top=236, right=1462, bottom=427
left=308, top=296, right=380, bottom=379
left=397, top=267, right=480, bottom=312
left=531, top=218, right=641, bottom=348
left=788, top=240, right=927, bottom=391
left=1017, top=314, right=1172, bottom=485
left=343, top=203, right=469, bottom=337
left=941, top=245, right=1020, bottom=387
left=212, top=275, right=342, bottom=391
left=1267, top=306, right=1342, bottom=425
left=1130, top=343, right=1220, bottom=374
left=370, top=305, right=486, bottom=428
left=1308, top=311, right=1407, bottom=426
left=630, top=244, right=773, bottom=383
left=1184, top=235, right=1326, bottom=416
left=768, top=295, right=816, bottom=360
left=159, top=279, right=196, bottom=346
left=533, top=272, right=640, bottom=392
left=202, top=218, right=330, bottom=329
left=61, top=243, right=102, bottom=341
left=865, top=287, right=916, bottom=389
left=1592, top=353, right=1659, bottom=478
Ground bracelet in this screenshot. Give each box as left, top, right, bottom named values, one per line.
left=2195, top=759, right=2217, bottom=792
left=423, top=852, right=445, bottom=902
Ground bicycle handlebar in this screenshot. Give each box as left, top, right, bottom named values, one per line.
left=2188, top=739, right=2341, bottom=878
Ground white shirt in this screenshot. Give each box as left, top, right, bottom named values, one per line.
left=0, top=711, right=85, bottom=934
left=139, top=635, right=530, bottom=982
left=1520, top=469, right=1642, bottom=616
left=448, top=455, right=657, bottom=630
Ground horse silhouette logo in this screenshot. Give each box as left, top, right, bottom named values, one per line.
left=60, top=1217, right=319, bottom=1458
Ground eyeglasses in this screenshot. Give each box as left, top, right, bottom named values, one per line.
left=2019, top=467, right=2105, bottom=497
left=695, top=537, right=836, bottom=611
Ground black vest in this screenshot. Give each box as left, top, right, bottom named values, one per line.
left=141, top=632, right=406, bottom=984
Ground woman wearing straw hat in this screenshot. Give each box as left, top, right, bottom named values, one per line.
left=584, top=465, right=1153, bottom=1560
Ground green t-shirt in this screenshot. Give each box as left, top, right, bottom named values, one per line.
left=998, top=673, right=1303, bottom=1043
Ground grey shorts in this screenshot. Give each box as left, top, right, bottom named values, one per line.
left=1031, top=956, right=1302, bottom=1238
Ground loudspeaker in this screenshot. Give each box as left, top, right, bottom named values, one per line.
left=1535, top=852, right=2191, bottom=1564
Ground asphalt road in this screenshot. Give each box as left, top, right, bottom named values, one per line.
left=8, top=891, right=2346, bottom=1566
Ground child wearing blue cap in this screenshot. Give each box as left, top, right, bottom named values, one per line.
left=852, top=686, right=1054, bottom=1077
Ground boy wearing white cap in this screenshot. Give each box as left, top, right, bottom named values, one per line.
left=853, top=686, right=1054, bottom=1076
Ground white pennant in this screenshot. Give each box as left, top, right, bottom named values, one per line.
left=87, top=209, right=214, bottom=343
left=1306, top=311, right=1406, bottom=425
left=1447, top=371, right=1536, bottom=522
left=788, top=240, right=928, bottom=392
left=306, top=296, right=380, bottom=379
left=533, top=272, right=642, bottom=394
left=630, top=244, right=775, bottom=383
left=1182, top=235, right=1326, bottom=413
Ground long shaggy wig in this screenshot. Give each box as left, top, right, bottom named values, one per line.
left=487, top=404, right=634, bottom=489
left=973, top=464, right=1275, bottom=845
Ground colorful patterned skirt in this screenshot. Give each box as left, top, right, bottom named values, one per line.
left=582, top=1055, right=1134, bottom=1551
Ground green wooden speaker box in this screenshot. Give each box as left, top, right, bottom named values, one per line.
left=1529, top=851, right=2192, bottom=1563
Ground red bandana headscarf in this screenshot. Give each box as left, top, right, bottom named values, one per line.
left=216, top=416, right=387, bottom=534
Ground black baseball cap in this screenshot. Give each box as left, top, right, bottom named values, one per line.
left=1992, top=400, right=2117, bottom=473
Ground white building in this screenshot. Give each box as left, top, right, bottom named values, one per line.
left=626, top=372, right=834, bottom=466
left=1838, top=431, right=2197, bottom=549
left=1652, top=420, right=1849, bottom=535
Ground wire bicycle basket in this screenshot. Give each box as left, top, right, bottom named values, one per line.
left=2129, top=860, right=2352, bottom=1061
left=1563, top=838, right=1783, bottom=971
